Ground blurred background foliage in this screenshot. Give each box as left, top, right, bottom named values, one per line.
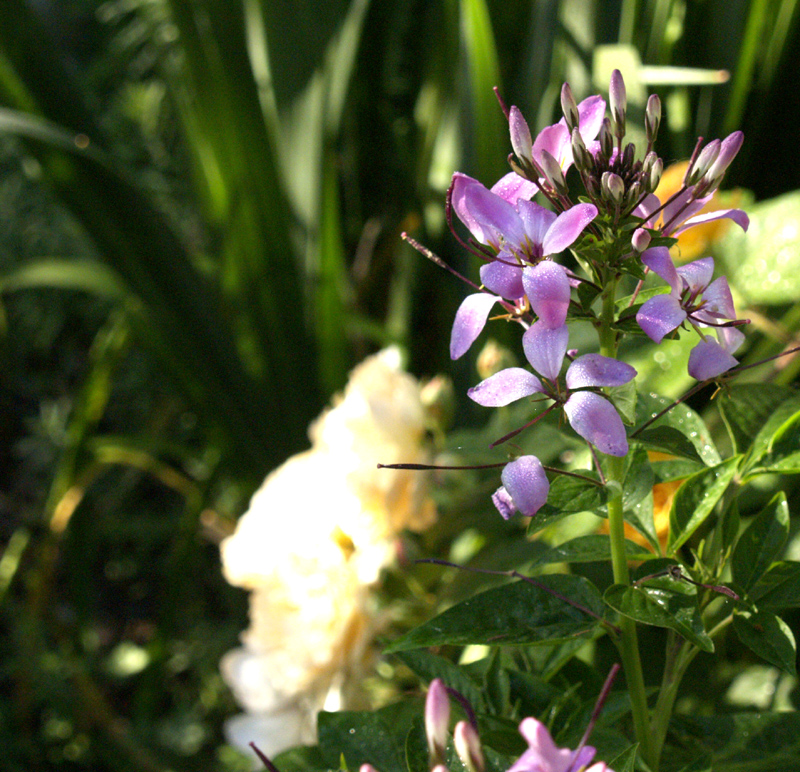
left=2, top=0, right=800, bottom=769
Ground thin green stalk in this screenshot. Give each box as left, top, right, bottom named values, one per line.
left=598, top=274, right=656, bottom=768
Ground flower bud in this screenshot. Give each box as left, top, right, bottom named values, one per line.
left=454, top=721, right=484, bottom=772
left=645, top=94, right=661, bottom=145
left=425, top=679, right=450, bottom=766
left=599, top=117, right=614, bottom=159
left=609, top=69, right=627, bottom=138
left=649, top=156, right=663, bottom=192
left=570, top=127, right=594, bottom=175
left=561, top=82, right=580, bottom=133
left=601, top=172, right=625, bottom=204
left=705, top=130, right=744, bottom=184
left=632, top=228, right=651, bottom=253
left=688, top=139, right=721, bottom=185
left=509, top=106, right=533, bottom=165
left=538, top=149, right=569, bottom=197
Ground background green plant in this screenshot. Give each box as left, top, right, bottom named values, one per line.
left=2, top=0, right=800, bottom=770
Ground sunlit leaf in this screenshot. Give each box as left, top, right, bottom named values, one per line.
left=733, top=610, right=797, bottom=675
left=732, top=492, right=789, bottom=591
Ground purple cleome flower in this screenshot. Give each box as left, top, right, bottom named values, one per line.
left=468, top=321, right=635, bottom=518
left=448, top=172, right=597, bottom=359
left=635, top=247, right=747, bottom=380
left=507, top=717, right=613, bottom=772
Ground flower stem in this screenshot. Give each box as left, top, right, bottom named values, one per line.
left=598, top=273, right=657, bottom=768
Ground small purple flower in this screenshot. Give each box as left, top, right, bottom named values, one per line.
left=468, top=326, right=635, bottom=458
left=492, top=456, right=550, bottom=519
left=635, top=247, right=747, bottom=379
left=448, top=173, right=597, bottom=359
left=634, top=189, right=749, bottom=240
left=507, top=717, right=612, bottom=772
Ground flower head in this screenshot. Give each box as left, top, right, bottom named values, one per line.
left=507, top=717, right=612, bottom=772
left=635, top=248, right=748, bottom=379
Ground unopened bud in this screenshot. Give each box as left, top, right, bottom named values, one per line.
left=624, top=180, right=643, bottom=210
left=688, top=139, right=721, bottom=185
left=425, top=679, right=451, bottom=766
left=570, top=127, right=593, bottom=175
left=454, top=722, right=484, bottom=772
left=599, top=117, right=614, bottom=159
left=649, top=157, right=663, bottom=191
left=645, top=94, right=662, bottom=145
left=609, top=69, right=627, bottom=139
left=622, top=142, right=636, bottom=169
left=602, top=171, right=625, bottom=204
left=561, top=82, right=580, bottom=133
left=705, top=130, right=744, bottom=184
left=632, top=228, right=651, bottom=252
left=509, top=106, right=533, bottom=165
left=538, top=149, right=569, bottom=197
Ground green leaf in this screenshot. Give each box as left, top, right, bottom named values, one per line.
left=733, top=610, right=797, bottom=675
left=385, top=576, right=604, bottom=652
left=757, top=410, right=800, bottom=474
left=732, top=492, right=789, bottom=591
left=391, top=650, right=485, bottom=713
left=717, top=384, right=793, bottom=455
left=634, top=426, right=706, bottom=465
left=404, top=716, right=429, bottom=772
left=528, top=472, right=608, bottom=533
left=635, top=392, right=721, bottom=465
left=609, top=380, right=637, bottom=426
left=604, top=579, right=714, bottom=651
left=608, top=744, right=638, bottom=772
left=719, top=190, right=800, bottom=305
left=668, top=456, right=741, bottom=553
left=532, top=535, right=651, bottom=566
left=742, top=391, right=800, bottom=475
left=626, top=492, right=661, bottom=553
left=598, top=444, right=653, bottom=516
left=750, top=561, right=800, bottom=610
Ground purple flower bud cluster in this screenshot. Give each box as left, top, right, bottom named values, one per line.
left=441, top=71, right=749, bottom=520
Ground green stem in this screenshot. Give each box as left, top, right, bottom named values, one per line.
left=598, top=274, right=657, bottom=768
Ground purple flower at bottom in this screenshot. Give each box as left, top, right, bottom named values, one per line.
left=507, top=717, right=613, bottom=772
left=492, top=456, right=550, bottom=519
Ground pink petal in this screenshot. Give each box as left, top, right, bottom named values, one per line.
left=522, top=322, right=568, bottom=381
left=533, top=123, right=571, bottom=170
left=467, top=367, right=543, bottom=407
left=641, top=246, right=679, bottom=290
left=636, top=293, right=686, bottom=343
left=480, top=259, right=525, bottom=299
left=688, top=337, right=739, bottom=380
left=450, top=293, right=499, bottom=359
left=564, top=391, right=629, bottom=456
left=490, top=172, right=540, bottom=204
left=576, top=95, right=606, bottom=143
left=566, top=353, right=636, bottom=389
left=674, top=207, right=750, bottom=235
left=501, top=457, right=549, bottom=517
left=677, top=257, right=714, bottom=294
left=516, top=198, right=557, bottom=248
left=523, top=261, right=571, bottom=329
left=633, top=193, right=662, bottom=227
left=542, top=203, right=598, bottom=255
left=450, top=173, right=488, bottom=242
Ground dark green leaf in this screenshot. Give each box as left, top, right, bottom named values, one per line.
left=626, top=492, right=661, bottom=553
left=668, top=456, right=740, bottom=553
left=732, top=492, right=789, bottom=591
left=757, top=410, right=800, bottom=473
left=385, top=576, right=604, bottom=652
left=532, top=535, right=651, bottom=566
left=607, top=744, right=638, bottom=772
left=529, top=472, right=608, bottom=533
left=635, top=392, right=721, bottom=466
left=405, top=716, right=429, bottom=772
left=634, top=426, right=706, bottom=465
left=604, top=580, right=714, bottom=651
left=598, top=444, right=653, bottom=515
left=717, top=384, right=793, bottom=455
left=609, top=380, right=637, bottom=426
left=742, top=391, right=800, bottom=474
left=733, top=610, right=797, bottom=675
left=750, top=561, right=800, bottom=610
left=391, top=650, right=485, bottom=713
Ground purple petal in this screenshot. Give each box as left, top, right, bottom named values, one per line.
left=490, top=172, right=539, bottom=204
left=677, top=257, right=714, bottom=295
left=636, top=294, right=686, bottom=343
left=718, top=325, right=745, bottom=354
left=508, top=718, right=577, bottom=772
left=522, top=322, right=568, bottom=381
left=661, top=189, right=706, bottom=235
left=533, top=123, right=571, bottom=169
left=501, top=456, right=550, bottom=517
left=491, top=486, right=517, bottom=520
left=451, top=173, right=525, bottom=249
left=542, top=203, right=598, bottom=255
left=674, top=207, right=750, bottom=235
left=523, top=261, right=571, bottom=328
left=641, top=246, right=679, bottom=290
left=566, top=353, right=637, bottom=389
left=688, top=337, right=739, bottom=380
left=480, top=259, right=525, bottom=299
left=516, top=198, right=557, bottom=249
left=633, top=193, right=662, bottom=227
left=576, top=95, right=606, bottom=143
left=467, top=367, right=543, bottom=407
left=706, top=131, right=744, bottom=180
left=450, top=173, right=488, bottom=242
left=509, top=106, right=533, bottom=161
left=450, top=293, right=499, bottom=359
left=564, top=391, right=629, bottom=456
left=695, top=275, right=736, bottom=320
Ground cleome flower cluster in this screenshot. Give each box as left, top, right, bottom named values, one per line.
left=441, top=70, right=749, bottom=519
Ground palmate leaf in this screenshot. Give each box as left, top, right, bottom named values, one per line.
left=385, top=576, right=604, bottom=652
